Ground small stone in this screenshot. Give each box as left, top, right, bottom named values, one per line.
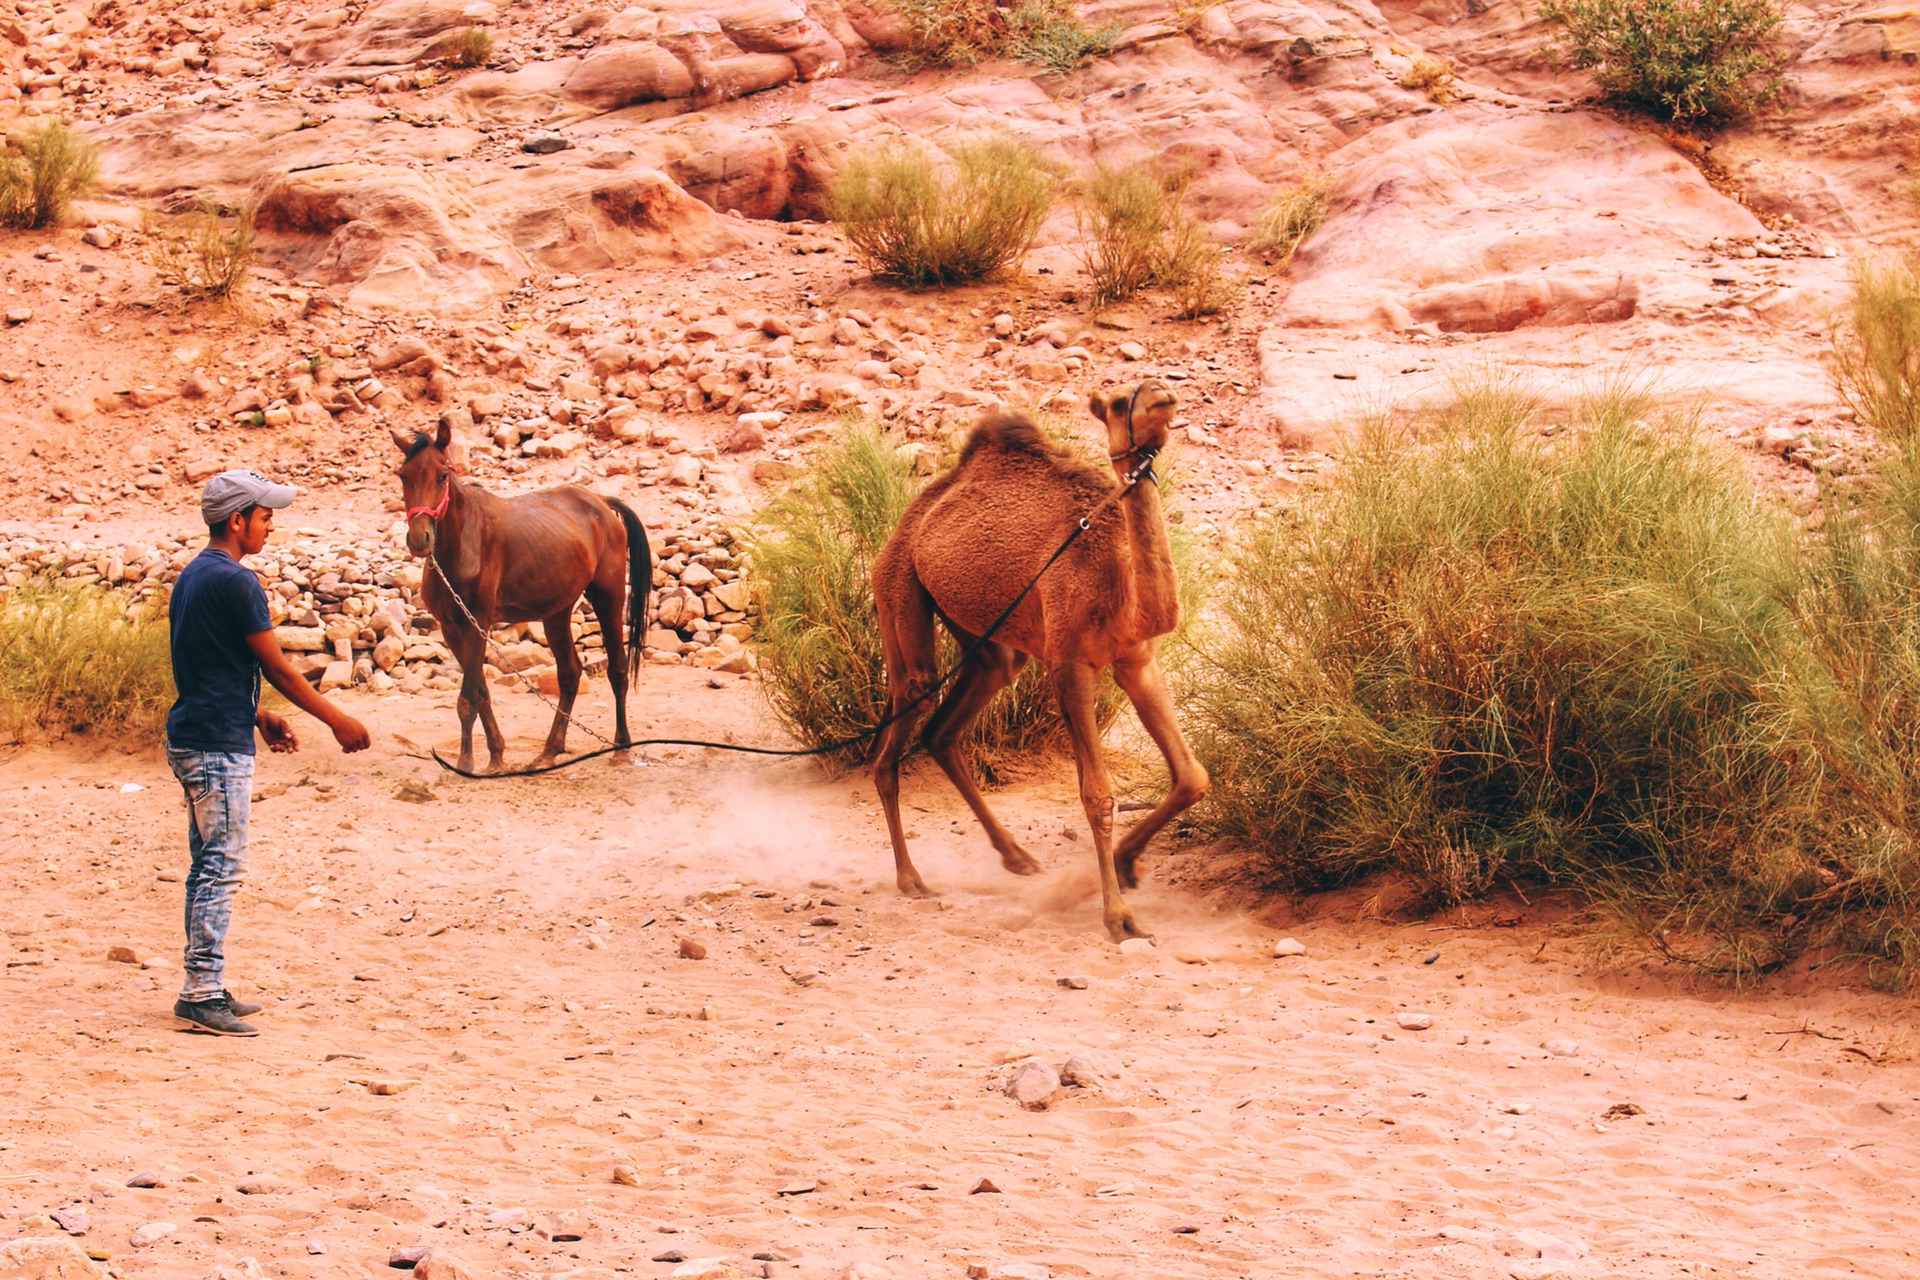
left=82, top=225, right=121, bottom=249
left=1544, top=1038, right=1579, bottom=1057
left=129, top=1222, right=176, bottom=1248
left=1117, top=341, right=1146, bottom=361
left=1273, top=937, right=1307, bottom=957
left=677, top=937, right=707, bottom=960
left=126, top=1172, right=163, bottom=1188
left=1117, top=937, right=1155, bottom=955
left=4, top=307, right=31, bottom=325
left=107, top=946, right=140, bottom=964
left=1055, top=975, right=1088, bottom=989
left=236, top=1175, right=293, bottom=1194
left=1500, top=1101, right=1533, bottom=1115
left=991, top=313, right=1014, bottom=336
left=1005, top=1060, right=1060, bottom=1109
left=522, top=133, right=571, bottom=154
left=307, top=1241, right=328, bottom=1255
left=670, top=1260, right=736, bottom=1280
left=776, top=1180, right=817, bottom=1196
left=49, top=1208, right=88, bottom=1235
left=969, top=1177, right=1002, bottom=1194
left=1058, top=1052, right=1111, bottom=1089
left=1396, top=1012, right=1433, bottom=1031
left=653, top=1251, right=687, bottom=1263
left=17, top=1214, right=60, bottom=1236
left=612, top=1164, right=642, bottom=1187
left=366, top=1079, right=419, bottom=1095
left=389, top=1244, right=431, bottom=1268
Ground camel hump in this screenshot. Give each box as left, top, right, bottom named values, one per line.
left=956, top=411, right=1108, bottom=487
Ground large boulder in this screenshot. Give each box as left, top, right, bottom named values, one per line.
left=0, top=1236, right=106, bottom=1280
left=491, top=166, right=748, bottom=272
left=563, top=41, right=695, bottom=112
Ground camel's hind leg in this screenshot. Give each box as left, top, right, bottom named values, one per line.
left=532, top=607, right=582, bottom=767
left=1053, top=660, right=1146, bottom=942
left=1109, top=648, right=1209, bottom=889
left=920, top=629, right=1039, bottom=876
left=872, top=562, right=939, bottom=899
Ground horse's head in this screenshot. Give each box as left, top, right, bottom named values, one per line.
left=390, top=420, right=454, bottom=559
left=1089, top=379, right=1177, bottom=467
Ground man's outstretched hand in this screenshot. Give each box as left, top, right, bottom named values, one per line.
left=257, top=710, right=299, bottom=753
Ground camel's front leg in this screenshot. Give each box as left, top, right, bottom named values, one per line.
left=1109, top=649, right=1209, bottom=889
left=1054, top=662, right=1147, bottom=942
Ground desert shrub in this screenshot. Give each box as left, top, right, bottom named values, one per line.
left=0, top=578, right=173, bottom=740
left=829, top=135, right=1055, bottom=287
left=1160, top=216, right=1241, bottom=319
left=1169, top=0, right=1226, bottom=32
left=1248, top=176, right=1329, bottom=265
left=439, top=25, right=493, bottom=68
left=1074, top=162, right=1174, bottom=305
left=1399, top=55, right=1458, bottom=102
left=147, top=200, right=256, bottom=301
left=1536, top=0, right=1786, bottom=124
left=1179, top=377, right=1822, bottom=963
left=0, top=118, right=100, bottom=230
left=890, top=0, right=1121, bottom=71
left=748, top=418, right=1124, bottom=773
left=1829, top=254, right=1920, bottom=446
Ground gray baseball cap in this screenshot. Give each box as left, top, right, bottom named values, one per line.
left=201, top=469, right=298, bottom=526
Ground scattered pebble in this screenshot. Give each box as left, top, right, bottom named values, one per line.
left=969, top=1177, right=1002, bottom=1194
left=125, top=1172, right=162, bottom=1188
left=388, top=1244, right=431, bottom=1268
left=1396, top=1012, right=1433, bottom=1031
left=1273, top=937, right=1307, bottom=957
left=128, top=1222, right=176, bottom=1248
left=1055, top=975, right=1089, bottom=989
left=1118, top=937, right=1155, bottom=955
left=677, top=937, right=708, bottom=960
left=1004, top=1060, right=1061, bottom=1110
left=1545, top=1038, right=1580, bottom=1057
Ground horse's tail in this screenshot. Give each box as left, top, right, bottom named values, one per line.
left=606, top=497, right=651, bottom=686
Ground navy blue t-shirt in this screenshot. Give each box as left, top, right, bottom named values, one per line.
left=165, top=548, right=273, bottom=754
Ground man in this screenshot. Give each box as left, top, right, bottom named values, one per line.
left=165, top=470, right=371, bottom=1036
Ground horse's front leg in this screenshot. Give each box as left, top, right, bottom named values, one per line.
left=447, top=623, right=488, bottom=773
left=532, top=607, right=581, bottom=767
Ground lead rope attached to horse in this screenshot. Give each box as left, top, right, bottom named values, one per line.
left=420, top=443, right=1161, bottom=780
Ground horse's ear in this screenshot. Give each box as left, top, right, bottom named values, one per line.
left=434, top=417, right=452, bottom=450
left=389, top=427, right=414, bottom=452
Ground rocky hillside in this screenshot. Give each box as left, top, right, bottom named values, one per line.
left=0, top=0, right=1914, bottom=542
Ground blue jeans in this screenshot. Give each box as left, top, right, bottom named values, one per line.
left=166, top=746, right=254, bottom=1003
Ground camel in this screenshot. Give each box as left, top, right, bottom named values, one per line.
left=870, top=379, right=1209, bottom=942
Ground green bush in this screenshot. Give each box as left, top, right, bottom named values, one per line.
left=1074, top=162, right=1171, bottom=306
left=889, top=0, right=1121, bottom=72
left=1178, top=378, right=1824, bottom=966
left=147, top=201, right=256, bottom=301
left=1537, top=0, right=1786, bottom=124
left=748, top=418, right=1121, bottom=774
left=1248, top=176, right=1329, bottom=266
left=0, top=119, right=100, bottom=230
left=1829, top=254, right=1920, bottom=446
left=828, top=135, right=1056, bottom=288
left=0, top=578, right=173, bottom=741
left=439, top=25, right=493, bottom=68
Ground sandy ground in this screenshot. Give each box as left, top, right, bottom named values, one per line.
left=3, top=672, right=1919, bottom=1280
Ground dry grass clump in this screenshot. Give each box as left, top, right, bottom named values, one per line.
left=0, top=578, right=173, bottom=741
left=1399, top=55, right=1458, bottom=102
left=890, top=0, right=1121, bottom=72
left=146, top=201, right=256, bottom=301
left=748, top=419, right=1111, bottom=774
left=1829, top=253, right=1920, bottom=446
left=1074, top=162, right=1240, bottom=313
left=438, top=25, right=494, bottom=68
left=0, top=119, right=99, bottom=230
left=1179, top=377, right=1820, bottom=965
left=1537, top=0, right=1786, bottom=124
left=1248, top=176, right=1329, bottom=265
left=829, top=135, right=1056, bottom=288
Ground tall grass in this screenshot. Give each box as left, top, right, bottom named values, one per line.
left=748, top=418, right=1123, bottom=774
left=0, top=118, right=99, bottom=230
left=1537, top=0, right=1786, bottom=124
left=1179, top=377, right=1823, bottom=969
left=829, top=136, right=1056, bottom=288
left=1829, top=254, right=1920, bottom=446
left=0, top=578, right=173, bottom=740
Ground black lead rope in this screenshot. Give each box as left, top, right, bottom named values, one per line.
left=426, top=446, right=1161, bottom=780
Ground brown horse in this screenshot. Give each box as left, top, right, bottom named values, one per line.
left=390, top=421, right=651, bottom=773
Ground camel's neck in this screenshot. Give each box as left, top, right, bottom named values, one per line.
left=1111, top=460, right=1180, bottom=640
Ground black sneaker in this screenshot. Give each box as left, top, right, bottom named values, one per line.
left=221, top=991, right=264, bottom=1018
left=173, top=995, right=259, bottom=1036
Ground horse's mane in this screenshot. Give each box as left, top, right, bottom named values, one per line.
left=402, top=432, right=435, bottom=461
left=956, top=412, right=1107, bottom=487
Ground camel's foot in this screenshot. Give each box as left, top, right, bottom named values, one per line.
left=1114, top=849, right=1142, bottom=891
left=897, top=874, right=936, bottom=900
left=998, top=844, right=1043, bottom=877
left=1106, top=914, right=1152, bottom=944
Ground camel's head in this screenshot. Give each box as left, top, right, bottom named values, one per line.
left=1089, top=379, right=1177, bottom=466
left=390, top=419, right=454, bottom=559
